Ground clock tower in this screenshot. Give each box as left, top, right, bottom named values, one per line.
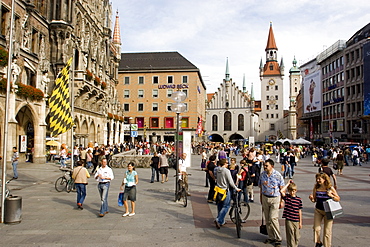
left=259, top=22, right=285, bottom=142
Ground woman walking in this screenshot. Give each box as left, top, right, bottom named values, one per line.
left=72, top=161, right=90, bottom=209
left=150, top=152, right=160, bottom=183
left=121, top=162, right=139, bottom=217
left=309, top=173, right=340, bottom=247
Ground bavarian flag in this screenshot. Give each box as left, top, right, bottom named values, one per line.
left=48, top=57, right=74, bottom=137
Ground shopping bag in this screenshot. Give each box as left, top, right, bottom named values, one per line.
left=323, top=199, right=343, bottom=219
left=118, top=192, right=124, bottom=206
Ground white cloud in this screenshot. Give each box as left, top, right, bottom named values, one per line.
left=111, top=0, right=370, bottom=108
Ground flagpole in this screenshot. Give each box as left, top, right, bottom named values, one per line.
left=70, top=51, right=75, bottom=169
left=1, top=0, right=16, bottom=224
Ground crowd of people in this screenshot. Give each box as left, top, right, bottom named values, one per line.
left=202, top=143, right=346, bottom=247
left=47, top=140, right=366, bottom=246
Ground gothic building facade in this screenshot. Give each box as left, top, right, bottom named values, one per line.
left=0, top=0, right=121, bottom=163
left=206, top=59, right=259, bottom=144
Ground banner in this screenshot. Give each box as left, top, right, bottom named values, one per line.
left=48, top=57, right=74, bottom=137
left=364, top=42, right=370, bottom=115
left=303, top=70, right=321, bottom=114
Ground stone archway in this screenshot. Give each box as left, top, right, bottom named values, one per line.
left=209, top=133, right=224, bottom=143
left=89, top=121, right=96, bottom=143
left=15, top=105, right=36, bottom=162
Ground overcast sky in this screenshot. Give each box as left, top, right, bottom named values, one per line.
left=110, top=0, right=370, bottom=108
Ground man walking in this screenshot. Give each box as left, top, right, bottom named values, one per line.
left=94, top=158, right=114, bottom=217
left=214, top=158, right=241, bottom=229
left=259, top=159, right=285, bottom=247
left=11, top=147, right=19, bottom=179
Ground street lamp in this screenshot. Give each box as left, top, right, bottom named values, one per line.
left=129, top=117, right=133, bottom=144
left=170, top=91, right=187, bottom=200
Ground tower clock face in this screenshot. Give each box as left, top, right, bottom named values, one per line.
left=268, top=79, right=275, bottom=86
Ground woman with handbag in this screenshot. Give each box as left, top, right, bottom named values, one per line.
left=309, top=173, right=340, bottom=247
left=121, top=162, right=139, bottom=217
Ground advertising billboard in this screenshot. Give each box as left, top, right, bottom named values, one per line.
left=303, top=70, right=321, bottom=114
left=363, top=42, right=370, bottom=115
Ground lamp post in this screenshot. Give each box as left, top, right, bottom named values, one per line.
left=170, top=91, right=187, bottom=200
left=129, top=117, right=133, bottom=145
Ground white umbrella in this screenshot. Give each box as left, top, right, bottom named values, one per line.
left=292, top=137, right=311, bottom=145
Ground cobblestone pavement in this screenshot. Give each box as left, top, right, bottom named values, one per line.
left=0, top=154, right=369, bottom=247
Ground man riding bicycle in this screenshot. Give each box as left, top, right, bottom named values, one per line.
left=178, top=153, right=190, bottom=196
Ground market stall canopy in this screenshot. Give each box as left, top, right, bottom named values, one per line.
left=274, top=138, right=293, bottom=144
left=292, top=137, right=311, bottom=145
left=46, top=140, right=61, bottom=146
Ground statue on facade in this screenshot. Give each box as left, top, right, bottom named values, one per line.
left=41, top=71, right=50, bottom=95
left=11, top=58, right=21, bottom=83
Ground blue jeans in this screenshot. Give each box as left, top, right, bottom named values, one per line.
left=98, top=183, right=110, bottom=214
left=216, top=190, right=231, bottom=225
left=151, top=166, right=159, bottom=182
left=284, top=164, right=292, bottom=178
left=12, top=161, right=18, bottom=178
left=237, top=180, right=248, bottom=203
left=87, top=161, right=93, bottom=169
left=60, top=158, right=66, bottom=167
left=75, top=183, right=87, bottom=205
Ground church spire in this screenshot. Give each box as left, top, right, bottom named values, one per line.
left=251, top=82, right=254, bottom=101
left=113, top=10, right=121, bottom=45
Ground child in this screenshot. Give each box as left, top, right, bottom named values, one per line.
left=280, top=180, right=303, bottom=247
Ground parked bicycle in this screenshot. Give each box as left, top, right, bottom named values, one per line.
left=109, top=156, right=126, bottom=168
left=55, top=168, right=74, bottom=192
left=175, top=173, right=191, bottom=207
left=0, top=178, right=12, bottom=198
left=228, top=190, right=250, bottom=238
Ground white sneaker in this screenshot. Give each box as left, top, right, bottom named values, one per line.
left=128, top=213, right=135, bottom=216
left=122, top=213, right=129, bottom=217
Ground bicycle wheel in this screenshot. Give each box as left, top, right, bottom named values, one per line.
left=55, top=177, right=67, bottom=192
left=181, top=188, right=187, bottom=207
left=66, top=179, right=75, bottom=193
left=229, top=205, right=236, bottom=223
left=234, top=205, right=242, bottom=238
left=240, top=202, right=251, bottom=221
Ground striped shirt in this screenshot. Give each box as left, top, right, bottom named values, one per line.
left=282, top=195, right=303, bottom=222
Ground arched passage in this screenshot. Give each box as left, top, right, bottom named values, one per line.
left=209, top=134, right=224, bottom=143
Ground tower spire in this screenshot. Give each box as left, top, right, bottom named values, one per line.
left=113, top=10, right=121, bottom=45
left=265, top=22, right=278, bottom=51
left=243, top=74, right=246, bottom=92
left=225, top=57, right=230, bottom=82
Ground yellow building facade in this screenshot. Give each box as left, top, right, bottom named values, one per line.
left=117, top=52, right=206, bottom=143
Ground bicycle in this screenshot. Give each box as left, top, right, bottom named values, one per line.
left=109, top=156, right=125, bottom=168
left=175, top=173, right=191, bottom=207
left=228, top=190, right=250, bottom=238
left=0, top=178, right=12, bottom=198
left=55, top=168, right=74, bottom=193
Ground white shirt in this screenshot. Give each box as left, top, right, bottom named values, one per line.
left=95, top=166, right=114, bottom=183
left=179, top=158, right=187, bottom=173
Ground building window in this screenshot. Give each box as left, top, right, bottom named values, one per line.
left=181, top=117, right=189, bottom=128
left=124, top=104, right=129, bottom=111
left=138, top=76, right=144, bottom=84
left=271, top=114, right=274, bottom=118
left=31, top=29, right=39, bottom=53
left=152, top=103, right=158, bottom=111
left=276, top=114, right=279, bottom=118
left=138, top=103, right=144, bottom=111
left=269, top=64, right=273, bottom=70
left=138, top=89, right=144, bottom=98
left=275, top=95, right=278, bottom=100
left=184, top=103, right=188, bottom=111
left=270, top=124, right=275, bottom=130
left=167, top=76, right=173, bottom=84
left=275, top=85, right=278, bottom=90
left=212, top=115, right=218, bottom=131
left=152, top=89, right=158, bottom=98
left=275, top=105, right=278, bottom=110
left=1, top=7, right=10, bottom=36
left=167, top=89, right=173, bottom=97
left=151, top=117, right=159, bottom=128
left=266, top=86, right=269, bottom=91
left=267, top=105, right=270, bottom=110
left=266, top=96, right=269, bottom=100
left=167, top=103, right=172, bottom=111
left=153, top=76, right=159, bottom=84
left=238, top=114, right=244, bottom=131
left=165, top=117, right=174, bottom=128
left=124, top=90, right=130, bottom=98
left=136, top=117, right=144, bottom=128
left=266, top=114, right=269, bottom=119
left=182, top=89, right=188, bottom=97
left=182, top=76, right=188, bottom=83
left=224, top=111, right=231, bottom=131
left=124, top=77, right=130, bottom=85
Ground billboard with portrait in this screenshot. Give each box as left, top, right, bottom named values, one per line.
left=303, top=70, right=321, bottom=114
left=363, top=42, right=370, bottom=115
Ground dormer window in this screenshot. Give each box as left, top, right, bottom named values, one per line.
left=269, top=64, right=273, bottom=70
